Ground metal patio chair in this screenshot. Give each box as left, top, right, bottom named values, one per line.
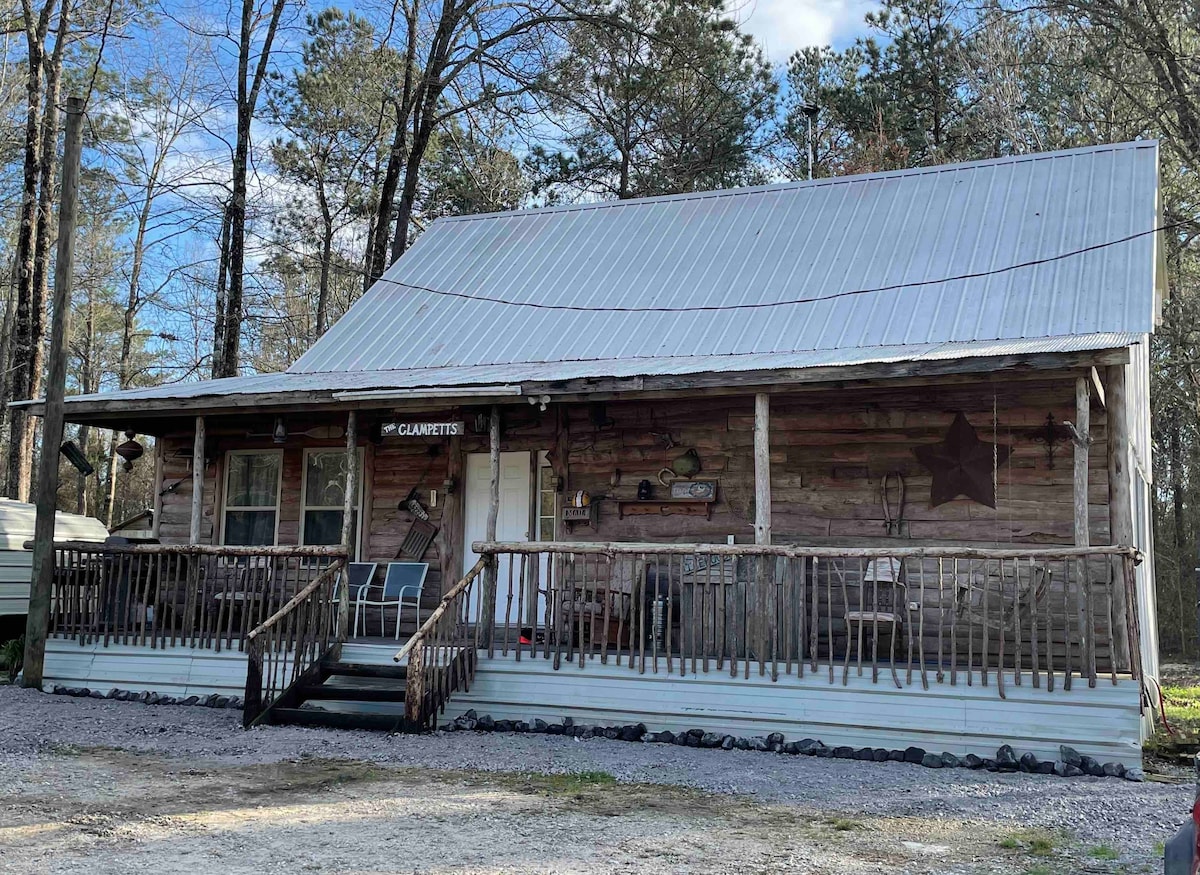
left=352, top=561, right=428, bottom=640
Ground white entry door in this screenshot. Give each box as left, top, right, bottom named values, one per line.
left=464, top=451, right=531, bottom=623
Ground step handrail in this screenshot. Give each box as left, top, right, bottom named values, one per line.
left=243, top=558, right=345, bottom=728
left=392, top=556, right=488, bottom=731
left=247, top=562, right=342, bottom=641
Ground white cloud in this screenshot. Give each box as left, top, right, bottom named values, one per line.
left=731, top=0, right=877, bottom=62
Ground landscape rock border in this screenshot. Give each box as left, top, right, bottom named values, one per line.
left=50, top=685, right=243, bottom=710
left=43, top=687, right=1145, bottom=782
left=443, top=711, right=1146, bottom=782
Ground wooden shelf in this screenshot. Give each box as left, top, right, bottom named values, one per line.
left=616, top=499, right=714, bottom=520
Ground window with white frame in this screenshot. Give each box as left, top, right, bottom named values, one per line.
left=536, top=453, right=556, bottom=541
left=301, top=448, right=363, bottom=553
left=222, top=450, right=282, bottom=545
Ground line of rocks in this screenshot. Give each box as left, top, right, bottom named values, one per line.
left=50, top=685, right=243, bottom=710
left=443, top=711, right=1145, bottom=782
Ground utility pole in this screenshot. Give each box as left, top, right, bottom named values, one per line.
left=802, top=103, right=819, bottom=181
left=24, top=96, right=84, bottom=689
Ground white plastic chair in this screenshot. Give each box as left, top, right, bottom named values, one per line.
left=352, top=561, right=428, bottom=640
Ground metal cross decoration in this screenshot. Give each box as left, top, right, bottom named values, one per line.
left=913, top=411, right=1012, bottom=508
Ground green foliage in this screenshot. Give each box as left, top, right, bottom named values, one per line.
left=530, top=0, right=777, bottom=200
left=998, top=828, right=1062, bottom=857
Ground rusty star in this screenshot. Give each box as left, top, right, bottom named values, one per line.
left=914, top=412, right=1012, bottom=508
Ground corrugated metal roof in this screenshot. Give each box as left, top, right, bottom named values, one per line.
left=47, top=141, right=1162, bottom=412
left=290, top=140, right=1162, bottom=378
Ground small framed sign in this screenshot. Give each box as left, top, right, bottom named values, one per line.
left=669, top=478, right=718, bottom=501
left=381, top=421, right=465, bottom=438
left=561, top=505, right=596, bottom=526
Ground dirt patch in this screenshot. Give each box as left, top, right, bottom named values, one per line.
left=0, top=748, right=1124, bottom=874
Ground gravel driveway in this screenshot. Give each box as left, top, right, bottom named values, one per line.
left=0, top=686, right=1189, bottom=873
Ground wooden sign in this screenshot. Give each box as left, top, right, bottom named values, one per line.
left=381, top=421, right=465, bottom=438
left=561, top=505, right=596, bottom=526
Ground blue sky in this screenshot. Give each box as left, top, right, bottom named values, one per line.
left=732, top=0, right=878, bottom=60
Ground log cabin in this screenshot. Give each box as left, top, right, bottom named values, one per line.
left=19, top=141, right=1165, bottom=767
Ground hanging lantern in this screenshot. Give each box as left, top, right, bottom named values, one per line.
left=115, top=430, right=144, bottom=472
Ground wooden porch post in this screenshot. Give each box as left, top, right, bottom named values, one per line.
left=754, top=393, right=771, bottom=545
left=190, top=416, right=205, bottom=545
left=440, top=432, right=463, bottom=591
left=150, top=438, right=164, bottom=540
left=337, top=410, right=357, bottom=640
left=1105, top=365, right=1132, bottom=671
left=1072, top=377, right=1090, bottom=550
left=480, top=406, right=500, bottom=647
left=1071, top=376, right=1093, bottom=686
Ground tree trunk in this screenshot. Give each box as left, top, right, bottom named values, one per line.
left=1170, top=422, right=1189, bottom=654
left=9, top=0, right=70, bottom=501
left=7, top=6, right=49, bottom=501
left=218, top=100, right=252, bottom=377
left=211, top=203, right=232, bottom=377
left=366, top=116, right=408, bottom=283
left=215, top=0, right=287, bottom=379
left=0, top=264, right=17, bottom=489
left=315, top=186, right=333, bottom=338
left=104, top=433, right=119, bottom=525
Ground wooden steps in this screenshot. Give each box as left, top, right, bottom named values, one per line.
left=269, top=707, right=406, bottom=732
left=298, top=684, right=407, bottom=702
left=319, top=659, right=408, bottom=680
left=257, top=656, right=412, bottom=731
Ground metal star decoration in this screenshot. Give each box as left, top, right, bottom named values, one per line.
left=913, top=412, right=1012, bottom=508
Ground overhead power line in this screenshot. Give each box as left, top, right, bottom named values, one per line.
left=372, top=221, right=1183, bottom=314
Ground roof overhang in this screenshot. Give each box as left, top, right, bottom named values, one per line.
left=18, top=342, right=1134, bottom=433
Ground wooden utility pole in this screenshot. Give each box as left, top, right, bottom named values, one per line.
left=23, top=96, right=84, bottom=689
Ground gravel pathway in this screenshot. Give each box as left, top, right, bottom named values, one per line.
left=0, top=685, right=1190, bottom=869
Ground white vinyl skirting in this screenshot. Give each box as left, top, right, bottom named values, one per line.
left=42, top=640, right=1143, bottom=766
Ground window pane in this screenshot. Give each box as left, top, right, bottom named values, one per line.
left=303, top=509, right=345, bottom=545
left=224, top=510, right=276, bottom=545
left=227, top=454, right=280, bottom=507
left=305, top=451, right=358, bottom=507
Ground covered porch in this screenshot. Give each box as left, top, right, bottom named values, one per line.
left=35, top=352, right=1151, bottom=755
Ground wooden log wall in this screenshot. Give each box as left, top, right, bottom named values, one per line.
left=156, top=414, right=454, bottom=620
left=562, top=376, right=1109, bottom=548
left=153, top=370, right=1112, bottom=613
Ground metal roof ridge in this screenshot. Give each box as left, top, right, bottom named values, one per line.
left=428, top=140, right=1159, bottom=226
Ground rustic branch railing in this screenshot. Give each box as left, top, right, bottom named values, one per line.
left=243, top=558, right=345, bottom=727
left=470, top=542, right=1141, bottom=698
left=394, top=557, right=487, bottom=730
left=46, top=543, right=346, bottom=653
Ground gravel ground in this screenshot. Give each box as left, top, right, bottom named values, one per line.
left=0, top=685, right=1191, bottom=873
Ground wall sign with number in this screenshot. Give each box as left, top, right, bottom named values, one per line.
left=381, top=421, right=465, bottom=437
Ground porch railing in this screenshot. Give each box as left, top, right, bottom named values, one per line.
left=395, top=557, right=486, bottom=730
left=47, top=543, right=346, bottom=653
left=469, top=542, right=1141, bottom=698
left=243, top=558, right=345, bottom=727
